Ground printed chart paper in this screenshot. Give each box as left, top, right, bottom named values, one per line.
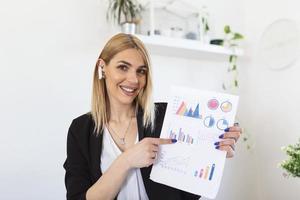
left=150, top=86, right=239, bottom=199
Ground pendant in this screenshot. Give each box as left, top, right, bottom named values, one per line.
left=120, top=138, right=126, bottom=145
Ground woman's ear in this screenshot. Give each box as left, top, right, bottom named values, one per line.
left=98, top=59, right=106, bottom=79
left=98, top=59, right=106, bottom=70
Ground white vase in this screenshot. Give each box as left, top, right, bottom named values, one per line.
left=121, top=22, right=136, bottom=34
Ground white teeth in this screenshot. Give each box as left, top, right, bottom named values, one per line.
left=120, top=86, right=135, bottom=92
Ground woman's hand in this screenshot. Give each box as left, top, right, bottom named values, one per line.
left=122, top=137, right=176, bottom=169
left=214, top=123, right=242, bottom=158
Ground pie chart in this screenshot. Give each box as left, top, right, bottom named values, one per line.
left=204, top=116, right=215, bottom=128
left=217, top=119, right=229, bottom=130
left=207, top=99, right=219, bottom=110
left=221, top=101, right=232, bottom=112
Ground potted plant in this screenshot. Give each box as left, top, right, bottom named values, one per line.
left=222, top=25, right=244, bottom=91
left=197, top=6, right=210, bottom=43
left=280, top=139, right=300, bottom=178
left=106, top=0, right=143, bottom=34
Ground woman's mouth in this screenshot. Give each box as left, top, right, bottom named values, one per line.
left=120, top=85, right=138, bottom=96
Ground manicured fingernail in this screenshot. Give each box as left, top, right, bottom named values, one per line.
left=224, top=128, right=230, bottom=132
left=219, top=134, right=224, bottom=139
left=215, top=146, right=220, bottom=149
left=171, top=139, right=177, bottom=143
left=214, top=142, right=219, bottom=145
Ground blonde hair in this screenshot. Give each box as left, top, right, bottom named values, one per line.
left=91, top=33, right=154, bottom=135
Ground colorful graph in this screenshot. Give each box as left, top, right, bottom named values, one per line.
left=216, top=119, right=229, bottom=130
left=204, top=116, right=215, bottom=128
left=207, top=99, right=219, bottom=110
left=157, top=150, right=190, bottom=174
left=176, top=101, right=201, bottom=119
left=169, top=128, right=194, bottom=144
left=221, top=101, right=232, bottom=112
left=194, top=163, right=216, bottom=181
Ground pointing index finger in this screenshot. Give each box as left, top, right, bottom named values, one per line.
left=159, top=138, right=176, bottom=145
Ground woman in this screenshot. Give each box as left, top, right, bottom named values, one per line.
left=63, top=33, right=242, bottom=200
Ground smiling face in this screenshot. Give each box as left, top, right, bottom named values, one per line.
left=102, top=48, right=147, bottom=107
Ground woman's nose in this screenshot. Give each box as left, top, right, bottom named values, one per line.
left=127, top=70, right=138, bottom=83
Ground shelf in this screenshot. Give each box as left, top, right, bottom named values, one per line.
left=135, top=34, right=244, bottom=59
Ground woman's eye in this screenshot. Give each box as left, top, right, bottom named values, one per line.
left=118, top=65, right=128, bottom=71
left=137, top=68, right=147, bottom=75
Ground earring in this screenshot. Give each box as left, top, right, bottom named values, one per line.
left=98, top=65, right=105, bottom=79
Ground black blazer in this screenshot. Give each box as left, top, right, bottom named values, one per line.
left=63, top=103, right=200, bottom=200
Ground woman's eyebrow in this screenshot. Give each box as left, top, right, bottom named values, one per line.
left=118, top=60, right=146, bottom=68
left=117, top=60, right=132, bottom=66
left=138, top=65, right=147, bottom=69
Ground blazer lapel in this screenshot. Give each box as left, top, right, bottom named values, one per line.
left=88, top=117, right=103, bottom=183
left=137, top=106, right=155, bottom=196
left=137, top=106, right=145, bottom=141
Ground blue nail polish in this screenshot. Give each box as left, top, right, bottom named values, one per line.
left=219, top=134, right=224, bottom=139
left=215, top=146, right=220, bottom=149
left=224, top=128, right=230, bottom=132
left=214, top=142, right=219, bottom=145
left=171, top=139, right=177, bottom=143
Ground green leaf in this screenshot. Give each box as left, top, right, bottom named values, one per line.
left=233, top=33, right=244, bottom=40
left=230, top=55, right=237, bottom=64
left=224, top=25, right=231, bottom=34
left=106, top=0, right=142, bottom=24
left=234, top=80, right=239, bottom=87
left=229, top=55, right=233, bottom=62
left=205, top=23, right=209, bottom=32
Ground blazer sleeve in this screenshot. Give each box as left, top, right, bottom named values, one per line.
left=63, top=120, right=91, bottom=200
left=181, top=191, right=201, bottom=200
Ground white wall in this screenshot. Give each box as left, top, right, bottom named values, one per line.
left=2, top=0, right=298, bottom=199
left=240, top=0, right=300, bottom=199
left=0, top=0, right=111, bottom=199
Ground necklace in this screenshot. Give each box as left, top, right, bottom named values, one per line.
left=108, top=116, right=133, bottom=145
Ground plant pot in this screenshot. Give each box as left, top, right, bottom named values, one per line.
left=210, top=39, right=224, bottom=46
left=121, top=22, right=136, bottom=34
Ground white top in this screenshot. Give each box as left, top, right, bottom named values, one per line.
left=100, top=127, right=149, bottom=200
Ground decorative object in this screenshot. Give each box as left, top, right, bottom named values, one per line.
left=170, top=27, right=184, bottom=38
left=280, top=139, right=300, bottom=178
left=258, top=18, right=300, bottom=70
left=210, top=39, right=224, bottom=45
left=147, top=29, right=161, bottom=36
left=139, top=0, right=209, bottom=42
left=222, top=25, right=244, bottom=91
left=185, top=32, right=198, bottom=40
left=106, top=0, right=144, bottom=34
left=197, top=6, right=210, bottom=43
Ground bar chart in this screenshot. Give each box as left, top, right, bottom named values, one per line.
left=169, top=128, right=194, bottom=144
left=194, top=163, right=216, bottom=181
